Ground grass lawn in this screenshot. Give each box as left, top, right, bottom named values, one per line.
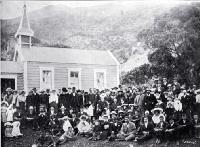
left=3, top=127, right=200, bottom=147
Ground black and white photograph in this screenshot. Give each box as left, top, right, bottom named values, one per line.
left=1, top=0, right=200, bottom=147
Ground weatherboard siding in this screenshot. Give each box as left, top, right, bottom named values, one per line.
left=27, top=61, right=118, bottom=91
left=17, top=73, right=24, bottom=90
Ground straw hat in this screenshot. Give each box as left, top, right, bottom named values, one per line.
left=151, top=107, right=163, bottom=114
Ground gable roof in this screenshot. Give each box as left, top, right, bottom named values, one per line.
left=1, top=61, right=23, bottom=73
left=19, top=46, right=119, bottom=66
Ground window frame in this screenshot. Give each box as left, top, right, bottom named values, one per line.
left=94, top=69, right=107, bottom=89
left=39, top=67, right=54, bottom=90
left=68, top=68, right=81, bottom=89
left=0, top=74, right=17, bottom=90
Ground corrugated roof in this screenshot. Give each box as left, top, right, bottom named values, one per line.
left=1, top=61, right=23, bottom=73
left=20, top=46, right=118, bottom=65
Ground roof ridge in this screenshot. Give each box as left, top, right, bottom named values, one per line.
left=31, top=46, right=108, bottom=52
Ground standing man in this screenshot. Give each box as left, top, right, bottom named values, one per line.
left=58, top=88, right=68, bottom=109
left=32, top=88, right=40, bottom=113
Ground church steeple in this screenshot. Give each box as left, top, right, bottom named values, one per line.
left=15, top=2, right=34, bottom=48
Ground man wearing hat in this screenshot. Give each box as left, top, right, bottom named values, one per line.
left=99, top=114, right=112, bottom=140
left=26, top=90, right=35, bottom=111
left=143, top=89, right=157, bottom=112
left=32, top=88, right=40, bottom=113
left=162, top=78, right=168, bottom=92
left=37, top=104, right=49, bottom=130
left=110, top=98, right=119, bottom=111
left=25, top=106, right=38, bottom=130
left=116, top=90, right=125, bottom=103
left=58, top=88, right=68, bottom=110
left=39, top=90, right=49, bottom=111
left=117, top=117, right=137, bottom=141
left=165, top=117, right=180, bottom=146
left=109, top=111, right=122, bottom=135
left=70, top=87, right=80, bottom=112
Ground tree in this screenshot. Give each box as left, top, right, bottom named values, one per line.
left=137, top=3, right=200, bottom=86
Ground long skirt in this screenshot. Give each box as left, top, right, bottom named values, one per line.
left=12, top=121, right=23, bottom=137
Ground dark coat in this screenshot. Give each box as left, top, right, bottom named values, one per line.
left=138, top=122, right=154, bottom=135
left=143, top=94, right=157, bottom=111
left=58, top=93, right=68, bottom=109
left=26, top=94, right=35, bottom=110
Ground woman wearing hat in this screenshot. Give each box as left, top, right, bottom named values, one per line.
left=4, top=88, right=13, bottom=105
left=17, top=91, right=26, bottom=112
left=151, top=107, right=165, bottom=124
left=77, top=115, right=92, bottom=136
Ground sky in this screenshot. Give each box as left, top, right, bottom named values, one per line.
left=1, top=0, right=194, bottom=19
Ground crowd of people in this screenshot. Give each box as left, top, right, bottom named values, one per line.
left=1, top=77, right=200, bottom=146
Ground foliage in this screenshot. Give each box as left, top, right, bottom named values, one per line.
left=121, top=64, right=152, bottom=85
left=133, top=3, right=200, bottom=86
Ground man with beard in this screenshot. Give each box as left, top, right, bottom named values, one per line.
left=39, top=90, right=49, bottom=110
left=26, top=90, right=35, bottom=111
left=109, top=111, right=122, bottom=135
left=162, top=78, right=168, bottom=92
left=116, top=90, right=124, bottom=103
left=58, top=88, right=68, bottom=110
left=143, top=89, right=157, bottom=112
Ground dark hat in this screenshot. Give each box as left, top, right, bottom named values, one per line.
left=62, top=87, right=67, bottom=92
left=77, top=90, right=81, bottom=93
left=32, top=87, right=37, bottom=91
left=118, top=90, right=123, bottom=93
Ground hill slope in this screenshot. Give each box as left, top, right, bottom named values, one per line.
left=1, top=3, right=175, bottom=66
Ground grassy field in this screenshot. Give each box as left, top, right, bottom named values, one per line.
left=3, top=127, right=200, bottom=147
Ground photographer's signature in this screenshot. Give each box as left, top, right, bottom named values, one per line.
left=183, top=140, right=197, bottom=145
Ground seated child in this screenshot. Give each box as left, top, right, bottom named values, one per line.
left=57, top=126, right=76, bottom=145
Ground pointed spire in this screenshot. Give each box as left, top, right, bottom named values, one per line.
left=15, top=2, right=34, bottom=37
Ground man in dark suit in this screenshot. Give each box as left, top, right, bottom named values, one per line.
left=26, top=90, right=35, bottom=111
left=32, top=88, right=40, bottom=113
left=154, top=115, right=168, bottom=144
left=25, top=106, right=39, bottom=130
left=39, top=90, right=49, bottom=110
left=143, top=90, right=157, bottom=112
left=178, top=114, right=192, bottom=139
left=165, top=117, right=179, bottom=146
left=58, top=88, right=68, bottom=109
left=135, top=117, right=154, bottom=144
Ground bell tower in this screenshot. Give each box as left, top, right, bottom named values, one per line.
left=15, top=3, right=34, bottom=48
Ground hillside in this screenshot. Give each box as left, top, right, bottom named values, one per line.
left=1, top=3, right=176, bottom=67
